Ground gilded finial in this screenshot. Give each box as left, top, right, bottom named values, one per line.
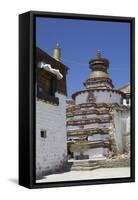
left=53, top=43, right=61, bottom=61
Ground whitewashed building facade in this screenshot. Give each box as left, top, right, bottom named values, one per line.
left=36, top=46, right=68, bottom=178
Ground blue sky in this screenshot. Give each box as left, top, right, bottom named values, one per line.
left=36, top=17, right=130, bottom=98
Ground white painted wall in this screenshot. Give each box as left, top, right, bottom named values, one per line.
left=123, top=114, right=130, bottom=153
left=126, top=116, right=130, bottom=134
left=113, top=110, right=129, bottom=154
left=74, top=147, right=109, bottom=159
left=75, top=91, right=88, bottom=104
left=36, top=92, right=67, bottom=178
left=75, top=90, right=122, bottom=105
left=123, top=98, right=131, bottom=106
left=88, top=134, right=110, bottom=141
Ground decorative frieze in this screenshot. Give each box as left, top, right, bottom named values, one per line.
left=67, top=102, right=128, bottom=112
left=84, top=77, right=114, bottom=89
left=67, top=116, right=112, bottom=126
left=72, top=88, right=125, bottom=100
left=67, top=127, right=110, bottom=136
left=66, top=109, right=111, bottom=117
left=68, top=140, right=111, bottom=149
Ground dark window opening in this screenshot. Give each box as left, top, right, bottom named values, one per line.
left=41, top=129, right=47, bottom=138
left=39, top=77, right=56, bottom=96
left=126, top=99, right=129, bottom=104
left=44, top=79, right=53, bottom=95
left=37, top=76, right=59, bottom=105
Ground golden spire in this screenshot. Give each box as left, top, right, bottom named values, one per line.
left=89, top=50, right=109, bottom=79
left=84, top=51, right=113, bottom=89
left=53, top=43, right=61, bottom=61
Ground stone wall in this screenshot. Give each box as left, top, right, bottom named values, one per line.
left=112, top=109, right=129, bottom=154
left=74, top=147, right=109, bottom=159
left=36, top=92, right=67, bottom=178
left=67, top=114, right=110, bottom=121
left=67, top=122, right=110, bottom=131
left=96, top=157, right=130, bottom=168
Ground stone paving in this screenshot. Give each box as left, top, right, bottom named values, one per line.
left=36, top=167, right=130, bottom=183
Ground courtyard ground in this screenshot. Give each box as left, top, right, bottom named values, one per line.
left=36, top=167, right=130, bottom=183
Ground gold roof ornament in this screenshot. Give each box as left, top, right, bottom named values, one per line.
left=89, top=51, right=109, bottom=67
left=53, top=43, right=61, bottom=61
left=83, top=51, right=114, bottom=89
left=89, top=50, right=109, bottom=79
left=91, top=70, right=109, bottom=78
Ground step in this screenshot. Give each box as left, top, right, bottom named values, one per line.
left=71, top=165, right=100, bottom=171
left=72, top=162, right=98, bottom=167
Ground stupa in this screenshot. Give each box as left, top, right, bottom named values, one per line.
left=66, top=51, right=130, bottom=160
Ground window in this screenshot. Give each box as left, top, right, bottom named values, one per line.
left=126, top=99, right=129, bottom=105
left=41, top=77, right=55, bottom=96
left=44, top=79, right=52, bottom=95
left=40, top=129, right=47, bottom=138
left=37, top=78, right=59, bottom=105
